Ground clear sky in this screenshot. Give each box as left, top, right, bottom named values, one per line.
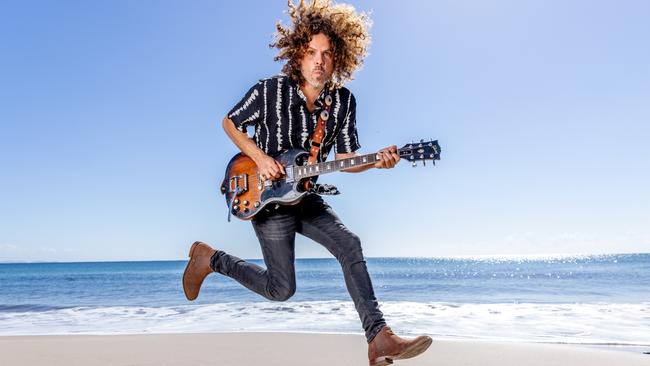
left=1, top=0, right=649, bottom=262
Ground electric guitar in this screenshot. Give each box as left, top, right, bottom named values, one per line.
left=220, top=139, right=441, bottom=221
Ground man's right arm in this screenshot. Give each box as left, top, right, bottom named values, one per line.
left=222, top=117, right=285, bottom=181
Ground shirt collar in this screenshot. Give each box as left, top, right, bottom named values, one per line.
left=287, top=75, right=332, bottom=108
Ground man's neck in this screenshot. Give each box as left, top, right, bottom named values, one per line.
left=300, top=83, right=325, bottom=112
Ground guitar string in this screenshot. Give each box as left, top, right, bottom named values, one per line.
left=246, top=148, right=438, bottom=182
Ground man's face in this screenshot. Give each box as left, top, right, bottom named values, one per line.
left=300, top=33, right=334, bottom=89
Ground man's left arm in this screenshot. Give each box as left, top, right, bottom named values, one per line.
left=335, top=145, right=400, bottom=173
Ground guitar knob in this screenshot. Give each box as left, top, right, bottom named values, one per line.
left=320, top=110, right=329, bottom=121
left=254, top=201, right=260, bottom=208
left=324, top=95, right=333, bottom=106
left=233, top=205, right=240, bottom=211
left=243, top=208, right=249, bottom=214
left=243, top=200, right=249, bottom=206
left=234, top=199, right=240, bottom=204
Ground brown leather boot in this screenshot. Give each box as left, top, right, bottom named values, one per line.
left=368, top=326, right=432, bottom=365
left=182, top=241, right=216, bottom=301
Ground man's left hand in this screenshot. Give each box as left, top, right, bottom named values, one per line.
left=374, top=145, right=400, bottom=169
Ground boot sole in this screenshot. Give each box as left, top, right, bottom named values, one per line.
left=182, top=241, right=202, bottom=301
left=369, top=357, right=393, bottom=366
left=370, top=337, right=433, bottom=365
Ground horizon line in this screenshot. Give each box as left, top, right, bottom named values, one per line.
left=1, top=251, right=648, bottom=265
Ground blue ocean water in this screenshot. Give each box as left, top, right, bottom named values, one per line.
left=1, top=254, right=649, bottom=345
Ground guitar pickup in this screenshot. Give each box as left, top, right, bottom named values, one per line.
left=228, top=174, right=248, bottom=194
left=285, top=165, right=294, bottom=183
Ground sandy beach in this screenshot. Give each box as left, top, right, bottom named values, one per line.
left=1, top=332, right=648, bottom=366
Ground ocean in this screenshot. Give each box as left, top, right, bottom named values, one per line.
left=1, top=254, right=649, bottom=347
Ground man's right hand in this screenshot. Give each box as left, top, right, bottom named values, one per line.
left=254, top=154, right=286, bottom=182
left=222, top=117, right=286, bottom=182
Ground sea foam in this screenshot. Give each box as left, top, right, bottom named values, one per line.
left=1, top=301, right=648, bottom=346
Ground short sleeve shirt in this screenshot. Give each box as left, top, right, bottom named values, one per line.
left=227, top=75, right=361, bottom=162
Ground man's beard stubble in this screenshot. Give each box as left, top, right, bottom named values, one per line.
left=304, top=67, right=331, bottom=89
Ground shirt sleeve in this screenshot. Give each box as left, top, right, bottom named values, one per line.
left=336, top=92, right=361, bottom=154
left=226, top=82, right=263, bottom=133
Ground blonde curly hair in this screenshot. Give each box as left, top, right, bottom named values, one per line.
left=270, top=0, right=372, bottom=88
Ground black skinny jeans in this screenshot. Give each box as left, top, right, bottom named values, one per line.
left=210, top=194, right=386, bottom=342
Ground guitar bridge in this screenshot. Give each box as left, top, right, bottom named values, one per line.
left=228, top=174, right=248, bottom=194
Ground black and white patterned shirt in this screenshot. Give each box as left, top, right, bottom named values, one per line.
left=227, top=75, right=361, bottom=162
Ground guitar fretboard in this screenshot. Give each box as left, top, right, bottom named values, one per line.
left=292, top=149, right=409, bottom=179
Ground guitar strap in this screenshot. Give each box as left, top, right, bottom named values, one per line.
left=303, top=93, right=338, bottom=193
left=307, top=93, right=332, bottom=165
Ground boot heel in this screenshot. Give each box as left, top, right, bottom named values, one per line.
left=369, top=357, right=393, bottom=366
left=188, top=241, right=200, bottom=258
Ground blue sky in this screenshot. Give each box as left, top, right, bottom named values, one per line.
left=1, top=0, right=649, bottom=262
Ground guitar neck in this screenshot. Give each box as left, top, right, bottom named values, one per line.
left=293, top=149, right=406, bottom=180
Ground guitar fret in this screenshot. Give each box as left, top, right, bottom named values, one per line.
left=295, top=152, right=383, bottom=179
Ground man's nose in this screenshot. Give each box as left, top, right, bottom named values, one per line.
left=314, top=52, right=323, bottom=65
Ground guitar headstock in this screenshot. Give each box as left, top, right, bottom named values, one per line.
left=399, top=139, right=441, bottom=166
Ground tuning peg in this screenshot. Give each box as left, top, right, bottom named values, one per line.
left=412, top=162, right=417, bottom=167
left=423, top=159, right=426, bottom=167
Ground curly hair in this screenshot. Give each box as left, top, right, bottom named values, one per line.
left=270, top=0, right=372, bottom=88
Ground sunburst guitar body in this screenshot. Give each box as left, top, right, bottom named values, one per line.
left=220, top=140, right=441, bottom=221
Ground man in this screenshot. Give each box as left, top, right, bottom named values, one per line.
left=183, top=1, right=432, bottom=365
